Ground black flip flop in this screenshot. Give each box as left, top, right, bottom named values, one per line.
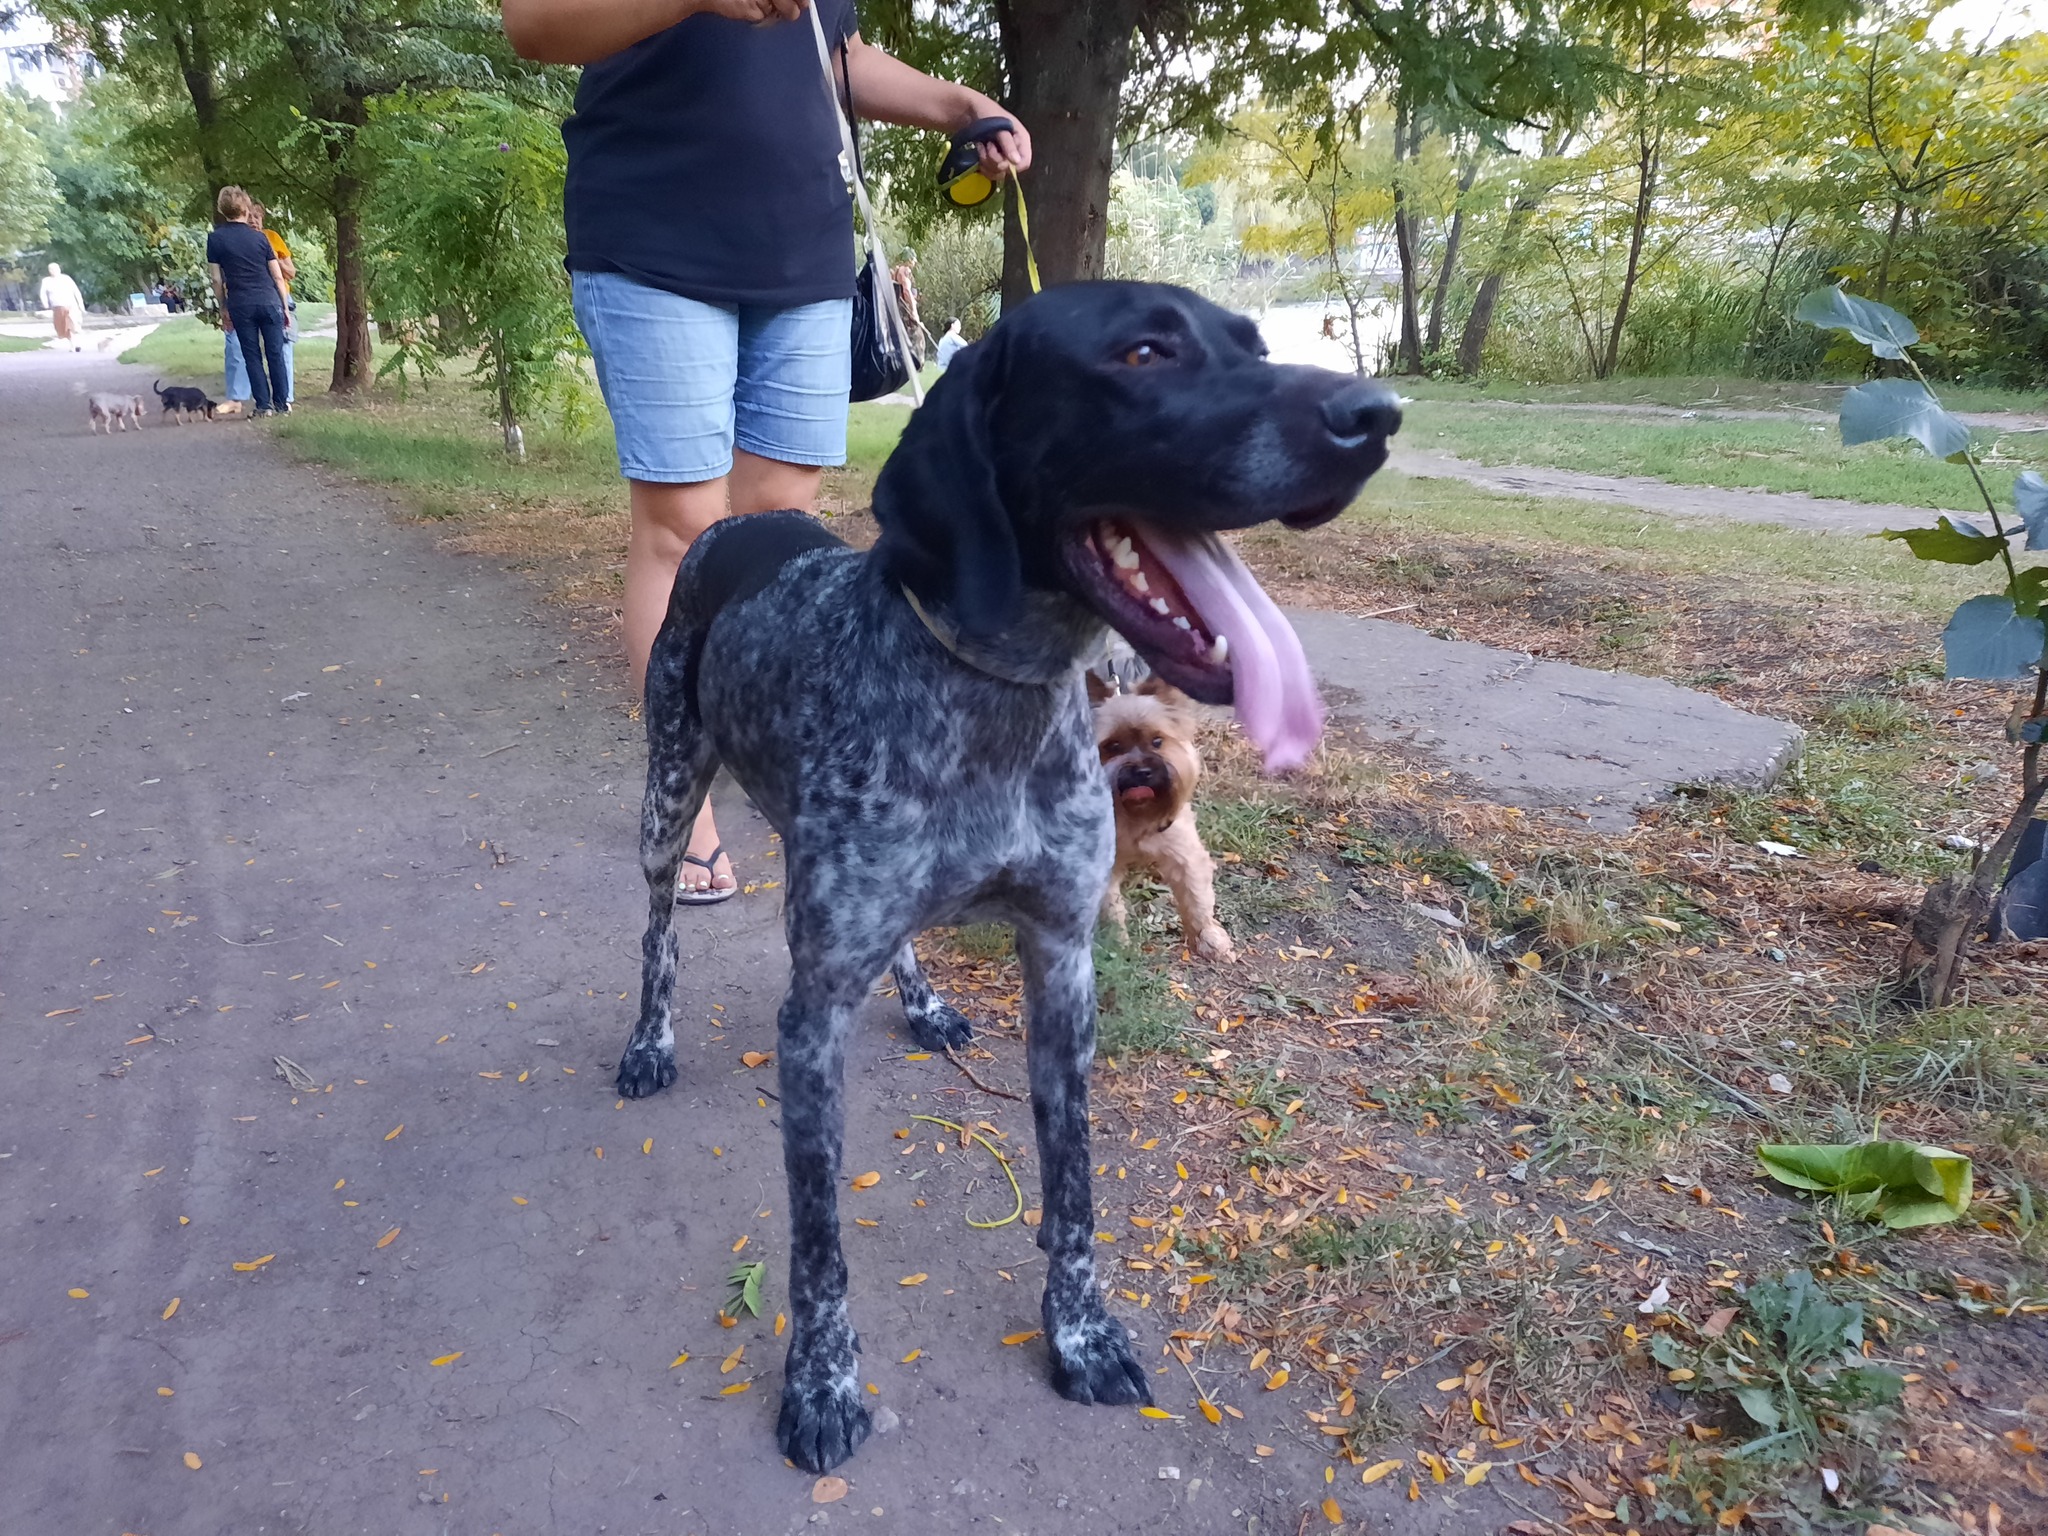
left=677, top=842, right=738, bottom=905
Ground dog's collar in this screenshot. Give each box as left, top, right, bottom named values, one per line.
left=899, top=584, right=1091, bottom=688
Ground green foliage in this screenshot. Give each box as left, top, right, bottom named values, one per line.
left=726, top=1259, right=766, bottom=1318
left=0, top=90, right=59, bottom=261
left=361, top=89, right=586, bottom=451
left=1757, top=1139, right=1974, bottom=1227
left=1800, top=287, right=2046, bottom=681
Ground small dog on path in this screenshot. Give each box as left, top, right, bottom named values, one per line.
left=87, top=392, right=146, bottom=434
left=1089, top=674, right=1234, bottom=960
left=152, top=379, right=216, bottom=423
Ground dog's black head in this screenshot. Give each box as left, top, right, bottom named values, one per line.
left=871, top=282, right=1398, bottom=771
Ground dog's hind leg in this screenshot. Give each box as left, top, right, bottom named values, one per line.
left=890, top=941, right=974, bottom=1051
left=614, top=729, right=717, bottom=1099
left=1016, top=920, right=1151, bottom=1407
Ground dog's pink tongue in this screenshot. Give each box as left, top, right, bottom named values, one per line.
left=1141, top=529, right=1324, bottom=773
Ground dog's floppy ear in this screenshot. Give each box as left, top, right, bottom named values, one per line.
left=1135, top=675, right=1192, bottom=710
left=871, top=332, right=1021, bottom=638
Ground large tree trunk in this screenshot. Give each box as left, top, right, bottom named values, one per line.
left=1389, top=104, right=1424, bottom=374
left=1424, top=157, right=1477, bottom=357
left=164, top=1, right=226, bottom=188
left=1599, top=125, right=1660, bottom=380
left=324, top=90, right=372, bottom=393
left=1456, top=134, right=1566, bottom=375
left=994, top=0, right=1138, bottom=307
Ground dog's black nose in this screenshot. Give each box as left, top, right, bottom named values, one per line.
left=1321, top=384, right=1401, bottom=447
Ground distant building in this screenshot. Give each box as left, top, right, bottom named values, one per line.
left=2, top=12, right=92, bottom=103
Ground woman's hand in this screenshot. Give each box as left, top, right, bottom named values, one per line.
left=959, top=91, right=1031, bottom=181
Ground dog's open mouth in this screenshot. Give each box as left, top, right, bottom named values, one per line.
left=1071, top=519, right=1322, bottom=773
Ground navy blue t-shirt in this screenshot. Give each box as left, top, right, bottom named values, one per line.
left=563, top=1, right=858, bottom=307
left=206, top=221, right=283, bottom=314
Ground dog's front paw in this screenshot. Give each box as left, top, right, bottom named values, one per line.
left=1194, top=925, right=1235, bottom=962
left=1046, top=1310, right=1151, bottom=1407
left=777, top=1368, right=871, bottom=1473
left=615, top=1041, right=676, bottom=1098
left=903, top=996, right=975, bottom=1052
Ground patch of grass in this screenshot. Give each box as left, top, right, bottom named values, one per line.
left=1817, top=694, right=1919, bottom=742
left=1196, top=796, right=1298, bottom=864
left=119, top=314, right=340, bottom=393
left=0, top=333, right=44, bottom=352
left=1322, top=470, right=1986, bottom=626
left=1399, top=373, right=2045, bottom=416
left=1092, top=930, right=1183, bottom=1057
left=948, top=923, right=1013, bottom=962
left=1810, top=1000, right=2047, bottom=1124
left=1404, top=400, right=2025, bottom=512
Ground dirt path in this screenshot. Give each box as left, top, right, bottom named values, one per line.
left=1, top=350, right=1519, bottom=1534
left=1390, top=443, right=1952, bottom=534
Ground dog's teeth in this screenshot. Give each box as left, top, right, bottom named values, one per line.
left=1149, top=598, right=1171, bottom=616
left=1173, top=616, right=1192, bottom=631
left=1111, top=538, right=1141, bottom=570
left=1131, top=572, right=1151, bottom=594
left=1210, top=634, right=1230, bottom=664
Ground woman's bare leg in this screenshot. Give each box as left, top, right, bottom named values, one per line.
left=624, top=450, right=823, bottom=894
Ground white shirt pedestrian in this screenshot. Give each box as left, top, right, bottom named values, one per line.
left=40, top=264, right=86, bottom=351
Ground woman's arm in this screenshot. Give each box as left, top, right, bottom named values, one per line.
left=208, top=261, right=230, bottom=327
left=502, top=0, right=798, bottom=66
left=269, top=260, right=292, bottom=316
left=843, top=34, right=1031, bottom=176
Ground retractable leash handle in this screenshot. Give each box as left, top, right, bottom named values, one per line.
left=807, top=3, right=924, bottom=406
left=939, top=119, right=1040, bottom=295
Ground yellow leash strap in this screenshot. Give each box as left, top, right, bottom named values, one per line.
left=910, top=1114, right=1025, bottom=1229
left=1011, top=175, right=1042, bottom=295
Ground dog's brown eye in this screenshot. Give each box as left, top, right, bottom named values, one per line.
left=1124, top=344, right=1158, bottom=367
left=1151, top=736, right=1163, bottom=749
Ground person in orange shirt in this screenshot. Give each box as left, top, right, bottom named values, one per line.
left=251, top=201, right=296, bottom=405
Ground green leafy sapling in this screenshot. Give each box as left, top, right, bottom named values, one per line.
left=1796, top=288, right=2047, bottom=1004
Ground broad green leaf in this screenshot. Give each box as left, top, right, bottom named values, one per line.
left=1879, top=517, right=2006, bottom=565
left=1942, top=595, right=2046, bottom=681
left=2018, top=471, right=2048, bottom=552
left=1840, top=379, right=1970, bottom=458
left=1793, top=288, right=1918, bottom=359
left=1732, top=1386, right=1782, bottom=1430
left=2011, top=566, right=2048, bottom=620
left=1757, top=1140, right=1974, bottom=1228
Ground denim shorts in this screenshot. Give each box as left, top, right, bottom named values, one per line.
left=572, top=271, right=851, bottom=484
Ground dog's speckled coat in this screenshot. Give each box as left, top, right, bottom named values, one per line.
left=612, top=281, right=1399, bottom=1474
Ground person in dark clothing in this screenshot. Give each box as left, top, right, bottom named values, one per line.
left=205, top=185, right=294, bottom=417
left=503, top=0, right=1028, bottom=901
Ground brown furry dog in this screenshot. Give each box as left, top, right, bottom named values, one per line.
left=1089, top=675, right=1233, bottom=961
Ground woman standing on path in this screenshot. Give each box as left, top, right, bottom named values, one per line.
left=206, top=186, right=294, bottom=418
left=39, top=264, right=85, bottom=351
left=503, top=0, right=1028, bottom=902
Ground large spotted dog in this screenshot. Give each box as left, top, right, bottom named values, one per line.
left=614, top=281, right=1399, bottom=1473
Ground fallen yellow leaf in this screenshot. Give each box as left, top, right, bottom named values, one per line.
left=1265, top=1369, right=1290, bottom=1390
left=376, top=1227, right=401, bottom=1250
left=850, top=1171, right=881, bottom=1190
left=905, top=1052, right=931, bottom=1061
left=1322, top=1497, right=1343, bottom=1525
left=669, top=1352, right=690, bottom=1368
left=719, top=1380, right=750, bottom=1395
left=1139, top=1406, right=1176, bottom=1420
left=232, top=1254, right=276, bottom=1272
left=812, top=1475, right=848, bottom=1503
left=854, top=1217, right=879, bottom=1227
left=731, top=1235, right=749, bottom=1253
left=157, top=1386, right=174, bottom=1397
left=144, top=1167, right=164, bottom=1177
left=67, top=1288, right=89, bottom=1299
left=512, top=1195, right=529, bottom=1205
left=1464, top=1463, right=1490, bottom=1485
left=899, top=1272, right=928, bottom=1286
left=1361, top=1459, right=1403, bottom=1484
left=1199, top=1398, right=1222, bottom=1424
left=183, top=1452, right=202, bottom=1470
left=161, top=1297, right=180, bottom=1320
left=1001, top=1330, right=1041, bottom=1346
left=775, top=1312, right=787, bottom=1337
left=384, top=1125, right=403, bottom=1141
left=721, top=1345, right=745, bottom=1373
left=642, top=1138, right=654, bottom=1155
left=1255, top=1445, right=1275, bottom=1457
left=901, top=1348, right=921, bottom=1363
left=429, top=1352, right=463, bottom=1366
left=741, top=1051, right=773, bottom=1068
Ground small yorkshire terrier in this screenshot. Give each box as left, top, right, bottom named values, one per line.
left=1088, top=674, right=1234, bottom=961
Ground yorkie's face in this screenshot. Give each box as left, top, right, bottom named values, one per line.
left=1092, top=682, right=1201, bottom=828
